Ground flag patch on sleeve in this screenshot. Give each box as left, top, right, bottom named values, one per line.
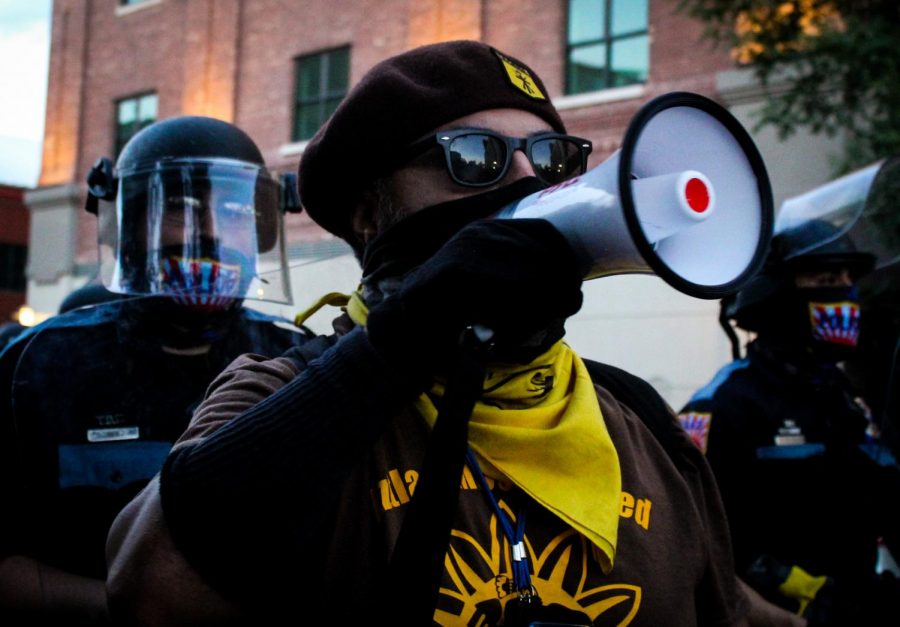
left=678, top=411, right=712, bottom=453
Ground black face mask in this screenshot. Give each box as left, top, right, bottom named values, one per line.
left=780, top=286, right=862, bottom=362
left=360, top=176, right=547, bottom=297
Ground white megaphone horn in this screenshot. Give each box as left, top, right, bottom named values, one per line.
left=496, top=91, right=774, bottom=299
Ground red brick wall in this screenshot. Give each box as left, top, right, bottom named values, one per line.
left=0, top=186, right=28, bottom=245
left=42, top=0, right=734, bottom=261
left=0, top=185, right=29, bottom=322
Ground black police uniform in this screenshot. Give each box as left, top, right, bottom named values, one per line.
left=679, top=337, right=900, bottom=622
left=0, top=298, right=310, bottom=580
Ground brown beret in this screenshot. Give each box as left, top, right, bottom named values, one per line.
left=298, top=39, right=565, bottom=245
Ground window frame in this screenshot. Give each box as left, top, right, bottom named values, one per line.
left=116, top=0, right=162, bottom=15
left=113, top=92, right=158, bottom=159
left=291, top=46, right=351, bottom=143
left=0, top=243, right=28, bottom=292
left=565, top=0, right=649, bottom=96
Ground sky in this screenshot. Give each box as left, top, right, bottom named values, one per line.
left=0, top=0, right=52, bottom=188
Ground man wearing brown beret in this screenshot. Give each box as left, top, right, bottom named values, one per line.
left=105, top=40, right=783, bottom=626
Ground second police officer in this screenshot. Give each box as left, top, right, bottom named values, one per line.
left=0, top=115, right=313, bottom=625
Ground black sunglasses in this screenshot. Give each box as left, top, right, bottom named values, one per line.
left=403, top=128, right=593, bottom=187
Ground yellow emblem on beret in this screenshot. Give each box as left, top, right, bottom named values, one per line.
left=493, top=50, right=546, bottom=100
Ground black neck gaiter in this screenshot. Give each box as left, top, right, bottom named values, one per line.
left=359, top=177, right=547, bottom=305
left=359, top=177, right=575, bottom=362
left=119, top=295, right=243, bottom=351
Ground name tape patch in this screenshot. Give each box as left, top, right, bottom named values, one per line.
left=87, top=426, right=140, bottom=443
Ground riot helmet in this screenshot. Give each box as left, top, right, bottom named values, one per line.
left=85, top=116, right=300, bottom=309
left=721, top=158, right=897, bottom=360
left=724, top=222, right=874, bottom=334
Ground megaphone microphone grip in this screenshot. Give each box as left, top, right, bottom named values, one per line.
left=633, top=170, right=716, bottom=243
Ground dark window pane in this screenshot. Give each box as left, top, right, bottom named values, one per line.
left=0, top=243, right=27, bottom=291
left=326, top=48, right=350, bottom=93
left=296, top=57, right=321, bottom=100
left=295, top=104, right=320, bottom=142
left=293, top=47, right=350, bottom=142
left=568, top=0, right=605, bottom=45
left=14, top=246, right=26, bottom=290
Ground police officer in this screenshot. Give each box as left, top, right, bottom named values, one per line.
left=679, top=215, right=900, bottom=625
left=0, top=115, right=312, bottom=625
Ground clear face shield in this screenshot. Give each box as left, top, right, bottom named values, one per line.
left=96, top=158, right=293, bottom=308
left=770, top=156, right=900, bottom=358
left=774, top=155, right=900, bottom=270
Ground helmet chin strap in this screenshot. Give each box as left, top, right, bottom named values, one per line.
left=719, top=298, right=743, bottom=361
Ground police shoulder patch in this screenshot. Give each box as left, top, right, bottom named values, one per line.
left=492, top=49, right=546, bottom=100
left=677, top=411, right=712, bottom=454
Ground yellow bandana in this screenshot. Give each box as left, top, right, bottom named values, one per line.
left=416, top=341, right=621, bottom=572
left=298, top=290, right=621, bottom=570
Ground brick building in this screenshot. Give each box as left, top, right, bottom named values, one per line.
left=25, top=0, right=842, bottom=408
left=0, top=184, right=29, bottom=325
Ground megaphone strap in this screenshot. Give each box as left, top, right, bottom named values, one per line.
left=293, top=288, right=369, bottom=329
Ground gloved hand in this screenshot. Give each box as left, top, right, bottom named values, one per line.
left=745, top=554, right=900, bottom=627
left=744, top=554, right=829, bottom=617
left=366, top=218, right=585, bottom=384
left=803, top=571, right=900, bottom=627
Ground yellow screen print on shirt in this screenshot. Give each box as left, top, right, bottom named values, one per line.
left=416, top=340, right=622, bottom=573
left=297, top=288, right=622, bottom=571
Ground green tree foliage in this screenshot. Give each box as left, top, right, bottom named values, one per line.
left=677, top=0, right=900, bottom=173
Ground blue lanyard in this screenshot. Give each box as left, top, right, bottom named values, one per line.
left=465, top=449, right=535, bottom=600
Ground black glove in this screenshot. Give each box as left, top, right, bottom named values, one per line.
left=804, top=571, right=900, bottom=627
left=746, top=554, right=900, bottom=627
left=366, top=218, right=585, bottom=384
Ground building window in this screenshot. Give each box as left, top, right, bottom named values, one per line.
left=114, top=93, right=158, bottom=158
left=292, top=47, right=350, bottom=142
left=0, top=243, right=27, bottom=292
left=566, top=0, right=649, bottom=95
left=116, top=0, right=163, bottom=15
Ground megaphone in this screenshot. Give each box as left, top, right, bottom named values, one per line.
left=496, top=91, right=774, bottom=299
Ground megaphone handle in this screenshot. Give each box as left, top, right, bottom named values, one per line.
left=382, top=324, right=488, bottom=625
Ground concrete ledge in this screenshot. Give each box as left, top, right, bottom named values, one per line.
left=554, top=84, right=645, bottom=111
